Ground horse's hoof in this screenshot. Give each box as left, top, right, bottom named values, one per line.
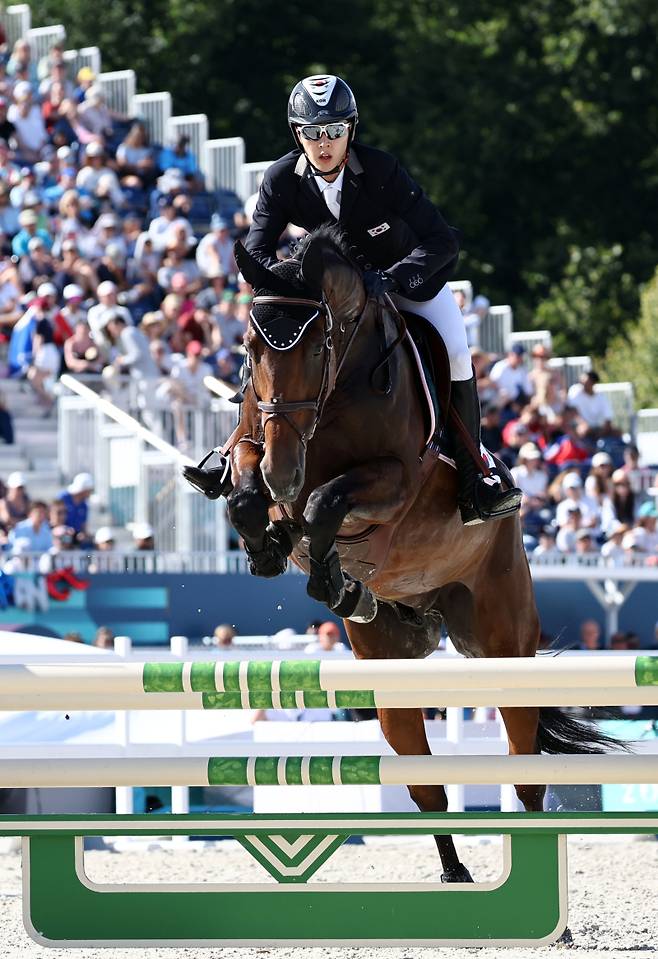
left=440, top=864, right=474, bottom=883
left=244, top=534, right=290, bottom=578
left=332, top=577, right=378, bottom=623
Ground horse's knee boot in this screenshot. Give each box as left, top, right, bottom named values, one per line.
left=332, top=575, right=378, bottom=623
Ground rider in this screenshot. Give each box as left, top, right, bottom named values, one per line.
left=193, top=75, right=521, bottom=525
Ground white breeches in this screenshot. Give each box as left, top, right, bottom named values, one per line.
left=392, top=283, right=472, bottom=381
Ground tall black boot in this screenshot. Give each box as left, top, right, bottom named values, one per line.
left=182, top=451, right=233, bottom=500
left=450, top=376, right=522, bottom=526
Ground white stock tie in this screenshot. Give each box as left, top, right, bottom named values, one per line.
left=323, top=185, right=341, bottom=220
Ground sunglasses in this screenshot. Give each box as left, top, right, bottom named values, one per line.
left=298, top=122, right=349, bottom=141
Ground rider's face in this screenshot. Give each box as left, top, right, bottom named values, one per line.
left=301, top=126, right=349, bottom=177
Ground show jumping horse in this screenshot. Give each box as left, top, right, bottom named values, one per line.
left=189, top=227, right=618, bottom=882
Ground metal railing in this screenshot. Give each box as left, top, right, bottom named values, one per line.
left=239, top=160, right=273, bottom=202
left=508, top=330, right=552, bottom=364
left=98, top=68, right=136, bottom=115
left=57, top=376, right=231, bottom=558
left=202, top=137, right=245, bottom=193
left=595, top=381, right=635, bottom=434
left=636, top=409, right=658, bottom=466
left=480, top=304, right=513, bottom=355
left=2, top=3, right=31, bottom=45
left=548, top=355, right=592, bottom=390
left=132, top=91, right=171, bottom=145
left=166, top=114, right=208, bottom=170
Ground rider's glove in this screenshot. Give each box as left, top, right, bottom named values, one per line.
left=362, top=270, right=399, bottom=298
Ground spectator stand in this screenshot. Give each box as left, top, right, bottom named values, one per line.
left=2, top=4, right=31, bottom=46
left=240, top=160, right=273, bottom=204
left=133, top=91, right=171, bottom=148
left=166, top=113, right=208, bottom=174
left=62, top=46, right=102, bottom=80
left=98, top=68, right=136, bottom=115
left=202, top=136, right=245, bottom=195
left=595, top=381, right=635, bottom=437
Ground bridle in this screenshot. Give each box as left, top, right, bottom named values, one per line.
left=249, top=292, right=364, bottom=448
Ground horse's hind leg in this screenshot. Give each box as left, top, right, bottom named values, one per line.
left=346, top=610, right=473, bottom=883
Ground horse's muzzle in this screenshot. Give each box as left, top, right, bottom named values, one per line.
left=262, top=466, right=305, bottom=504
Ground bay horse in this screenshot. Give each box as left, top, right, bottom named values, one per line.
left=204, top=227, right=617, bottom=881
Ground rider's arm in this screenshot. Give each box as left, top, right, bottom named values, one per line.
left=244, top=168, right=291, bottom=270
left=383, top=159, right=459, bottom=296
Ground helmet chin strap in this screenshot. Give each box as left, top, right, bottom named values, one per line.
left=303, top=146, right=350, bottom=179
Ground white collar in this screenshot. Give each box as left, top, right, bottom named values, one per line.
left=313, top=168, right=345, bottom=194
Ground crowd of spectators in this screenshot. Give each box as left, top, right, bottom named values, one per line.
left=0, top=38, right=250, bottom=450
left=455, top=318, right=658, bottom=565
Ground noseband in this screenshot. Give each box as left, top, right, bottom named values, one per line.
left=251, top=293, right=364, bottom=448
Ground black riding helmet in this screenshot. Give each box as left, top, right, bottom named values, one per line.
left=288, top=75, right=358, bottom=150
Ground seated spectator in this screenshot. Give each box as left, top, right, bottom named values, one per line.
left=18, top=236, right=56, bottom=290
left=0, top=180, right=20, bottom=237
left=38, top=524, right=76, bottom=573
left=116, top=121, right=156, bottom=189
left=56, top=189, right=92, bottom=251
left=212, top=624, right=235, bottom=648
left=0, top=258, right=22, bottom=333
left=48, top=499, right=68, bottom=529
left=631, top=501, right=658, bottom=554
left=53, top=238, right=98, bottom=299
left=76, top=142, right=125, bottom=209
left=532, top=525, right=560, bottom=558
left=621, top=530, right=643, bottom=561
left=157, top=134, right=201, bottom=186
left=41, top=79, right=69, bottom=138
left=77, top=85, right=114, bottom=139
left=7, top=39, right=38, bottom=87
left=555, top=472, right=599, bottom=530
left=0, top=137, right=20, bottom=185
left=195, top=215, right=236, bottom=279
left=556, top=504, right=583, bottom=552
left=578, top=619, right=602, bottom=651
left=480, top=402, right=503, bottom=455
left=611, top=468, right=636, bottom=524
left=12, top=208, right=52, bottom=258
left=166, top=340, right=212, bottom=448
left=0, top=471, right=29, bottom=528
left=61, top=283, right=88, bottom=325
left=489, top=344, right=533, bottom=414
left=512, top=442, right=549, bottom=534
left=543, top=417, right=590, bottom=469
left=566, top=371, right=615, bottom=439
left=601, top=521, right=629, bottom=566
left=94, top=526, right=116, bottom=551
left=26, top=285, right=62, bottom=409
left=87, top=280, right=132, bottom=353
left=8, top=500, right=52, bottom=552
left=304, top=621, right=346, bottom=654
left=74, top=67, right=96, bottom=104
left=0, top=390, right=14, bottom=445
left=38, top=57, right=74, bottom=101
left=132, top=521, right=154, bottom=551
left=102, top=311, right=159, bottom=379
left=157, top=239, right=201, bottom=293
left=574, top=527, right=595, bottom=556
left=94, top=626, right=115, bottom=649
left=64, top=319, right=103, bottom=374
left=51, top=98, right=97, bottom=148
left=8, top=82, right=48, bottom=163
left=56, top=472, right=94, bottom=539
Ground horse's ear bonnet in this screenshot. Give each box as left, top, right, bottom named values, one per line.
left=234, top=240, right=323, bottom=351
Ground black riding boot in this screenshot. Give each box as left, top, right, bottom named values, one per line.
left=451, top=376, right=522, bottom=526
left=182, top=452, right=233, bottom=500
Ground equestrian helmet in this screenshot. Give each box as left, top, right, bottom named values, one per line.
left=288, top=75, right=358, bottom=143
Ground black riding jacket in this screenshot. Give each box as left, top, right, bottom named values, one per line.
left=245, top=144, right=460, bottom=302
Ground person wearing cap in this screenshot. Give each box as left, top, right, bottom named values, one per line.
left=631, top=501, right=658, bottom=554
left=566, top=371, right=615, bottom=438
left=11, top=207, right=52, bottom=257
left=17, top=235, right=55, bottom=290
left=8, top=500, right=52, bottom=553
left=87, top=280, right=132, bottom=351
left=532, top=525, right=559, bottom=558
left=74, top=67, right=96, bottom=104
left=56, top=472, right=94, bottom=536
left=511, top=442, right=549, bottom=510
left=489, top=343, right=534, bottom=412
left=61, top=283, right=87, bottom=324
left=601, top=520, right=630, bottom=565
left=555, top=471, right=599, bottom=531
left=76, top=141, right=125, bottom=208
left=574, top=527, right=595, bottom=557
left=77, top=86, right=114, bottom=139
left=195, top=214, right=236, bottom=278
left=0, top=471, right=30, bottom=529
left=94, top=526, right=116, bottom=551
left=38, top=524, right=77, bottom=573
left=7, top=80, right=48, bottom=164
left=26, top=283, right=63, bottom=411
left=132, top=521, right=154, bottom=551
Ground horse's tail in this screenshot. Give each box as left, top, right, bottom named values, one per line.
left=536, top=706, right=629, bottom=754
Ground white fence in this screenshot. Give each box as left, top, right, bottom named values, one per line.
left=63, top=46, right=101, bottom=80
left=2, top=3, right=31, bottom=45
left=636, top=409, right=658, bottom=466
left=596, top=381, right=635, bottom=434
left=133, top=91, right=172, bottom=146
left=26, top=23, right=65, bottom=61
left=57, top=376, right=230, bottom=557
left=99, top=68, right=136, bottom=114
left=240, top=159, right=273, bottom=202
left=548, top=355, right=592, bottom=389
left=508, top=329, right=552, bottom=362
left=202, top=136, right=245, bottom=193
left=480, top=304, right=513, bottom=355
left=166, top=113, right=208, bottom=167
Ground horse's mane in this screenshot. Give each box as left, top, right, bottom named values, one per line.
left=293, top=223, right=353, bottom=263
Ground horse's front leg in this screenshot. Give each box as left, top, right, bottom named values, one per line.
left=227, top=442, right=300, bottom=578
left=303, top=457, right=407, bottom=621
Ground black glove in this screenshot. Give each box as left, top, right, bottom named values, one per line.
left=362, top=269, right=399, bottom=298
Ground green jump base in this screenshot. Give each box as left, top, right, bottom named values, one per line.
left=2, top=812, right=656, bottom=948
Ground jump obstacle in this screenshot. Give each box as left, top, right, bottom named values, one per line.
left=0, top=653, right=656, bottom=947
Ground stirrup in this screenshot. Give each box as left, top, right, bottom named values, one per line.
left=460, top=477, right=522, bottom=526
left=182, top=449, right=232, bottom=500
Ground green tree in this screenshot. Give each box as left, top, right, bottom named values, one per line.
left=603, top=268, right=658, bottom=409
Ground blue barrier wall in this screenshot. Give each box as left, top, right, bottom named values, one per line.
left=0, top=570, right=656, bottom=647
